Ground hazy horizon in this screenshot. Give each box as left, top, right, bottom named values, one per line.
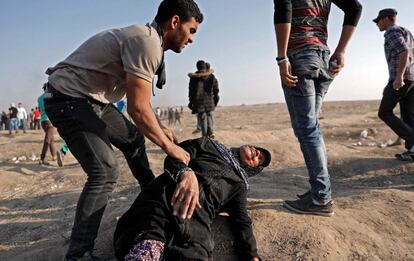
left=1, top=0, right=413, bottom=112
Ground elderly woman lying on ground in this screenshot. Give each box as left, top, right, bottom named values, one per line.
left=114, top=137, right=271, bottom=261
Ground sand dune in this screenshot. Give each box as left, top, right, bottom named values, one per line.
left=0, top=101, right=413, bottom=260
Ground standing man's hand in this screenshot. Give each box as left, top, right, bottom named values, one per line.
left=162, top=127, right=178, bottom=143
left=171, top=170, right=201, bottom=219
left=279, top=60, right=298, bottom=87
left=393, top=76, right=404, bottom=90
left=394, top=51, right=409, bottom=91
left=329, top=51, right=345, bottom=77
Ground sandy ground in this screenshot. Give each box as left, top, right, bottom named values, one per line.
left=0, top=100, right=413, bottom=261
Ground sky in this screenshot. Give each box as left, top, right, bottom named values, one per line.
left=1, top=0, right=414, bottom=111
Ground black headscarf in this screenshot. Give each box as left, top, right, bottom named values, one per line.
left=209, top=138, right=271, bottom=189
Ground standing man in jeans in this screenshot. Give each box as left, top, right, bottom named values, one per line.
left=44, top=0, right=204, bottom=260
left=375, top=9, right=414, bottom=161
left=273, top=0, right=362, bottom=216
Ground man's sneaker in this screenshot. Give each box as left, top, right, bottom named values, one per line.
left=296, top=190, right=310, bottom=199
left=57, top=151, right=65, bottom=167
left=283, top=195, right=334, bottom=217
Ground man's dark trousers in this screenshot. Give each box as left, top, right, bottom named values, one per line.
left=378, top=80, right=414, bottom=150
left=44, top=89, right=155, bottom=259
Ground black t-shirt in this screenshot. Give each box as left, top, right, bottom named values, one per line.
left=9, top=107, right=18, bottom=118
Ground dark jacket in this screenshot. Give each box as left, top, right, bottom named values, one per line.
left=114, top=137, right=258, bottom=261
left=188, top=70, right=219, bottom=114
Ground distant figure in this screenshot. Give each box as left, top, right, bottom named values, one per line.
left=38, top=94, right=57, bottom=165
left=17, top=102, right=28, bottom=133
left=33, top=107, right=41, bottom=130
left=374, top=9, right=414, bottom=161
left=174, top=107, right=181, bottom=124
left=155, top=107, right=162, bottom=120
left=28, top=108, right=34, bottom=130
left=273, top=0, right=362, bottom=216
left=8, top=103, right=19, bottom=134
left=160, top=108, right=165, bottom=120
left=0, top=111, right=8, bottom=131
left=114, top=137, right=270, bottom=261
left=188, top=60, right=219, bottom=138
left=168, top=107, right=175, bottom=125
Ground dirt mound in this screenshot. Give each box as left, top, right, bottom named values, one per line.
left=0, top=101, right=413, bottom=260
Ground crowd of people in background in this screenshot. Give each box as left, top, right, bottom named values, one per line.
left=155, top=106, right=183, bottom=125
left=0, top=103, right=41, bottom=134
left=0, top=100, right=194, bottom=168
left=1, top=104, right=189, bottom=134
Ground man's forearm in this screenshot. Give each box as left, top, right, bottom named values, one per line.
left=274, top=0, right=292, bottom=57
left=275, top=23, right=291, bottom=57
left=334, top=25, right=357, bottom=54
left=396, top=51, right=409, bottom=79
left=128, top=103, right=172, bottom=151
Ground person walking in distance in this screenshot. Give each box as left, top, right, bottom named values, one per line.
left=17, top=102, right=28, bottom=134
left=33, top=107, right=41, bottom=130
left=38, top=94, right=57, bottom=165
left=374, top=9, right=414, bottom=161
left=8, top=103, right=19, bottom=135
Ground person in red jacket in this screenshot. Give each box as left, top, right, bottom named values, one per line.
left=33, top=107, right=41, bottom=130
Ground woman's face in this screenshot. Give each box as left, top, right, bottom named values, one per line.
left=239, top=146, right=265, bottom=168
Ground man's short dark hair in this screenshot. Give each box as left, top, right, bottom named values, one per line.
left=155, top=0, right=204, bottom=24
left=196, top=60, right=206, bottom=71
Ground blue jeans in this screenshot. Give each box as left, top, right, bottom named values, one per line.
left=197, top=111, right=214, bottom=137
left=282, top=49, right=333, bottom=205
left=44, top=86, right=155, bottom=259
left=19, top=119, right=27, bottom=133
left=8, top=118, right=19, bottom=134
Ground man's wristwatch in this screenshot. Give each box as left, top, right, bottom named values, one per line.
left=276, top=56, right=288, bottom=65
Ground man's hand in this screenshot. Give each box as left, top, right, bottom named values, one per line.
left=162, top=127, right=178, bottom=143
left=251, top=258, right=260, bottom=261
left=393, top=76, right=404, bottom=90
left=165, top=143, right=190, bottom=165
left=329, top=51, right=345, bottom=77
left=171, top=171, right=201, bottom=219
left=279, top=61, right=298, bottom=87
